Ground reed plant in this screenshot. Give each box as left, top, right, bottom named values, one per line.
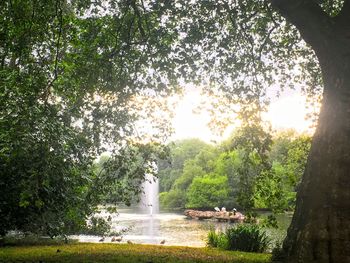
left=207, top=224, right=270, bottom=253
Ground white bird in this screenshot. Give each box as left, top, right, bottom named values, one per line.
left=214, top=207, right=220, bottom=212
left=221, top=207, right=226, bottom=212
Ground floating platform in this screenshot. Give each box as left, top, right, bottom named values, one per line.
left=184, top=209, right=245, bottom=223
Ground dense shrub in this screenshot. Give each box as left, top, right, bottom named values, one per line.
left=207, top=228, right=228, bottom=249
left=225, top=224, right=270, bottom=252
left=207, top=224, right=270, bottom=253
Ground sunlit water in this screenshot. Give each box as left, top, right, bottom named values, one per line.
left=71, top=209, right=292, bottom=247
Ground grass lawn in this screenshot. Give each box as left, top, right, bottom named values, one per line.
left=0, top=243, right=271, bottom=263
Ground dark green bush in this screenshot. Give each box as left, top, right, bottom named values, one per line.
left=225, top=224, right=270, bottom=252
left=206, top=228, right=217, bottom=247
left=206, top=228, right=228, bottom=249
left=207, top=224, right=270, bottom=253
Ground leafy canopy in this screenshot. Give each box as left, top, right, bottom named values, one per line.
left=1, top=0, right=338, bottom=236
left=0, top=0, right=173, bottom=236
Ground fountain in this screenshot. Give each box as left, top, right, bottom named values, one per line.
left=138, top=173, right=160, bottom=243
left=140, top=173, right=159, bottom=215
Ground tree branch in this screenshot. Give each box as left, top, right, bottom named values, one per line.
left=335, top=0, right=350, bottom=25
left=270, top=0, right=332, bottom=53
left=130, top=0, right=146, bottom=40
left=258, top=24, right=278, bottom=61
left=45, top=0, right=63, bottom=100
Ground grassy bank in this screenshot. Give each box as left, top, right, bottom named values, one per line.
left=0, top=243, right=271, bottom=263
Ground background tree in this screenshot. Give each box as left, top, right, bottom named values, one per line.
left=159, top=139, right=215, bottom=209
left=254, top=131, right=311, bottom=212
left=158, top=139, right=211, bottom=192
left=223, top=121, right=272, bottom=209
left=186, top=174, right=230, bottom=209
left=158, top=128, right=309, bottom=212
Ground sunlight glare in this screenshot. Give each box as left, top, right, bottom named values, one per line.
left=171, top=90, right=315, bottom=143
left=264, top=94, right=315, bottom=133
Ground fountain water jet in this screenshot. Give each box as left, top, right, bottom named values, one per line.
left=140, top=174, right=159, bottom=215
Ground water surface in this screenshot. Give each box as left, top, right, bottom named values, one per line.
left=72, top=209, right=292, bottom=247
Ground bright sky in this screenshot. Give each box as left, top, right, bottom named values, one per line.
left=171, top=89, right=215, bottom=142
left=264, top=94, right=312, bottom=132
left=170, top=87, right=317, bottom=143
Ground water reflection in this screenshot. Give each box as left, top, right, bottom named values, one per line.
left=142, top=215, right=159, bottom=243
left=112, top=210, right=218, bottom=246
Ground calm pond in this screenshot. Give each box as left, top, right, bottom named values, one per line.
left=72, top=209, right=292, bottom=247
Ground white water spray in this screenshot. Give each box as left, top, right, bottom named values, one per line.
left=141, top=174, right=159, bottom=215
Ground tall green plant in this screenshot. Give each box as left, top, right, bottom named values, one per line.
left=225, top=224, right=270, bottom=253
left=207, top=228, right=228, bottom=249
left=207, top=224, right=270, bottom=253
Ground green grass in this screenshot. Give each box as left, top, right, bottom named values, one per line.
left=0, top=243, right=271, bottom=263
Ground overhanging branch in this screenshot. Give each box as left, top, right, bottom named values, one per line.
left=270, top=0, right=332, bottom=53
left=335, top=0, right=350, bottom=26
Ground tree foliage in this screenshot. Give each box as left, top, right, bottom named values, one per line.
left=0, top=0, right=172, bottom=236
left=159, top=129, right=311, bottom=211
left=158, top=139, right=213, bottom=192
left=186, top=174, right=229, bottom=209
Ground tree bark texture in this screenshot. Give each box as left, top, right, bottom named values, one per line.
left=271, top=0, right=350, bottom=262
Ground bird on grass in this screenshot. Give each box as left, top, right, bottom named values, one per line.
left=99, top=237, right=105, bottom=242
left=111, top=236, right=123, bottom=242
left=160, top=240, right=166, bottom=245
left=127, top=240, right=133, bottom=244
left=56, top=249, right=61, bottom=253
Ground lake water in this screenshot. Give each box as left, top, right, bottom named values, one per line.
left=72, top=209, right=293, bottom=248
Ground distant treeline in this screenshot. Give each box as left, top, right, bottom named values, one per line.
left=158, top=128, right=311, bottom=212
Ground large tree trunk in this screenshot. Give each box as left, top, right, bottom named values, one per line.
left=280, top=53, right=350, bottom=263
left=270, top=1, right=350, bottom=262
